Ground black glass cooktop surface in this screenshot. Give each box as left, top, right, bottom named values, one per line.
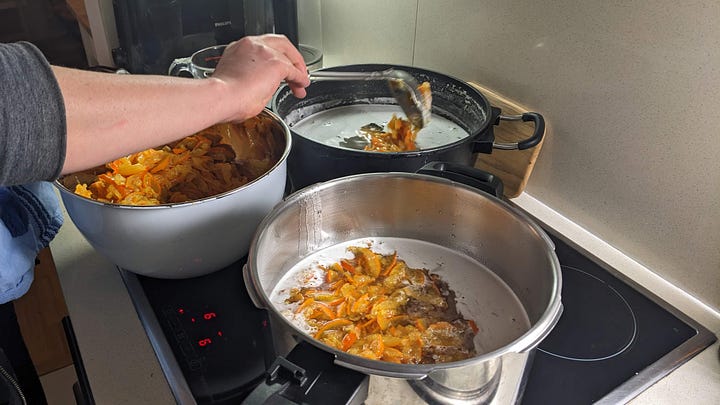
left=121, top=228, right=716, bottom=405
left=520, top=231, right=715, bottom=404
left=132, top=262, right=272, bottom=404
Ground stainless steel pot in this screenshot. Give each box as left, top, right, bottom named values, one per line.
left=244, top=170, right=562, bottom=403
left=55, top=109, right=291, bottom=279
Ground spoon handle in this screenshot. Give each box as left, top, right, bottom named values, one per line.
left=308, top=69, right=394, bottom=81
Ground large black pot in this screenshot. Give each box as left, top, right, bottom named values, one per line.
left=271, top=63, right=544, bottom=190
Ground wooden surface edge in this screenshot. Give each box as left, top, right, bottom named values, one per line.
left=65, top=0, right=90, bottom=32
left=468, top=82, right=546, bottom=198
left=13, top=248, right=73, bottom=375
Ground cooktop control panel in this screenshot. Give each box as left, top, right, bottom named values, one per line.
left=138, top=263, right=273, bottom=404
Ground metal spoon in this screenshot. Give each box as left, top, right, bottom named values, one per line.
left=338, top=123, right=383, bottom=150
left=308, top=69, right=432, bottom=129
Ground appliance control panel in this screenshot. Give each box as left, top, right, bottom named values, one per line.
left=140, top=260, right=273, bottom=403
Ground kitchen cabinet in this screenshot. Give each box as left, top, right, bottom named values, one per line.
left=13, top=248, right=72, bottom=376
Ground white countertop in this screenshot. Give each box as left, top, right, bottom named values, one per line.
left=49, top=192, right=720, bottom=404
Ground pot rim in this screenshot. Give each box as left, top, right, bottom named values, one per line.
left=54, top=108, right=292, bottom=210
left=247, top=172, right=563, bottom=377
left=271, top=63, right=494, bottom=156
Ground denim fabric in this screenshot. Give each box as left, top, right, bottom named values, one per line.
left=0, top=182, right=63, bottom=304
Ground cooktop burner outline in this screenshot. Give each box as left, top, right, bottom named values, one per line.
left=537, top=265, right=638, bottom=362
left=521, top=227, right=716, bottom=405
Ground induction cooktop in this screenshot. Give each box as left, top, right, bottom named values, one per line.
left=520, top=230, right=716, bottom=404
left=119, top=226, right=716, bottom=404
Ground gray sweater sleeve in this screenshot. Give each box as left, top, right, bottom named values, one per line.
left=0, top=42, right=66, bottom=186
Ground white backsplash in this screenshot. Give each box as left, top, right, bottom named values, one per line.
left=299, top=0, right=720, bottom=311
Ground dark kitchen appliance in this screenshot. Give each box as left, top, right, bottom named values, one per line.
left=112, top=0, right=299, bottom=74
left=119, top=226, right=716, bottom=404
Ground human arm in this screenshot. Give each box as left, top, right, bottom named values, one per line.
left=0, top=42, right=65, bottom=186
left=57, top=34, right=309, bottom=175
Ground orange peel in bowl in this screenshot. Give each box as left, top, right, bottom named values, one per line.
left=67, top=115, right=281, bottom=205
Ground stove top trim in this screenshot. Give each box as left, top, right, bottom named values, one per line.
left=120, top=269, right=197, bottom=405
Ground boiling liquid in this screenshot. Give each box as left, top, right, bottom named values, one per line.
left=291, top=105, right=470, bottom=150
left=269, top=237, right=530, bottom=355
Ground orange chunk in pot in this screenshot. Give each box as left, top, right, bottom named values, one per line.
left=284, top=246, right=478, bottom=365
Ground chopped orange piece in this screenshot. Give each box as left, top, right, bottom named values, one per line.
left=316, top=303, right=336, bottom=320
left=340, top=259, right=356, bottom=274
left=351, top=294, right=370, bottom=314
left=415, top=319, right=427, bottom=332
left=295, top=298, right=315, bottom=314
left=360, top=318, right=376, bottom=330
left=468, top=319, right=479, bottom=334
left=341, top=331, right=358, bottom=351
left=314, top=319, right=353, bottom=339
left=373, top=334, right=385, bottom=358
left=381, top=252, right=397, bottom=276
left=382, top=347, right=404, bottom=363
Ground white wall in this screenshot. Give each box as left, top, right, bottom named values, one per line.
left=300, top=0, right=720, bottom=310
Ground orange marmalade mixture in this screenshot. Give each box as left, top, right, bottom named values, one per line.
left=362, top=81, right=431, bottom=152
left=69, top=116, right=280, bottom=205
left=360, top=115, right=419, bottom=152
left=284, top=247, right=477, bottom=364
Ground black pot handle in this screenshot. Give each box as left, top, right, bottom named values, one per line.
left=492, top=112, right=545, bottom=151
left=417, top=162, right=504, bottom=198
left=242, top=341, right=369, bottom=404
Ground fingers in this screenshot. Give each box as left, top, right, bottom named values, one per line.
left=210, top=34, right=311, bottom=121
left=258, top=34, right=308, bottom=72
left=288, top=84, right=308, bottom=99
left=254, top=34, right=310, bottom=93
